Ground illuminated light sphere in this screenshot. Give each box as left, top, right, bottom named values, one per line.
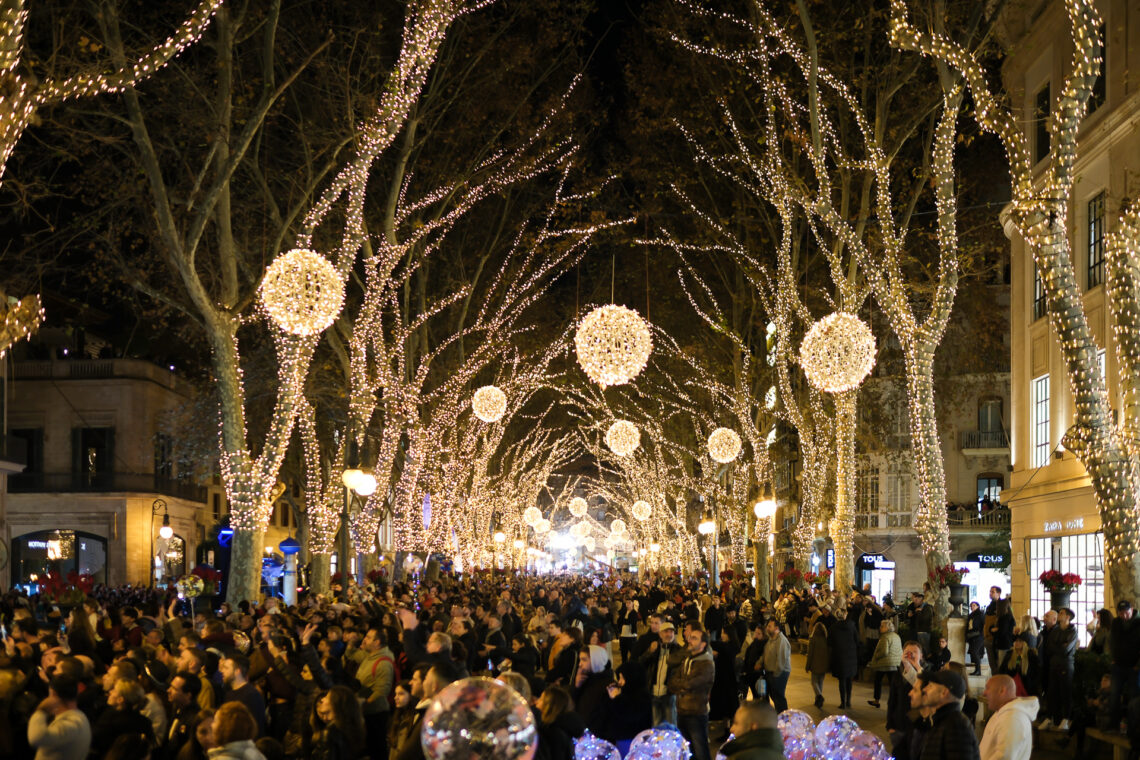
left=471, top=385, right=508, bottom=423
left=605, top=420, right=640, bottom=457
left=493, top=531, right=506, bottom=544
left=534, top=519, right=551, bottom=534
left=753, top=499, right=777, bottom=520
left=799, top=311, right=877, bottom=393
left=571, top=521, right=590, bottom=538
left=584, top=536, right=596, bottom=551
left=603, top=535, right=618, bottom=550
left=523, top=507, right=543, bottom=526
left=569, top=497, right=589, bottom=518
left=574, top=304, right=653, bottom=387
left=610, top=519, right=627, bottom=535
left=649, top=542, right=661, bottom=553
left=259, top=248, right=344, bottom=335
left=632, top=500, right=652, bottom=521
left=354, top=472, right=377, bottom=497
left=707, top=427, right=742, bottom=464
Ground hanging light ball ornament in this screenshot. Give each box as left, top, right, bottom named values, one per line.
left=569, top=497, right=589, bottom=518
left=260, top=248, right=344, bottom=336
left=584, top=536, right=596, bottom=551
left=610, top=519, right=627, bottom=535
left=707, top=427, right=742, bottom=464
left=534, top=519, right=551, bottom=534
left=523, top=507, right=543, bottom=527
left=605, top=420, right=640, bottom=457
left=799, top=311, right=877, bottom=393
left=632, top=500, right=652, bottom=521
left=574, top=305, right=653, bottom=387
left=471, top=385, right=508, bottom=423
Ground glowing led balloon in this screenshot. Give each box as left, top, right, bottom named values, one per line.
left=799, top=312, right=876, bottom=393
left=707, top=427, right=742, bottom=463
left=569, top=497, right=588, bottom=517
left=605, top=420, right=640, bottom=457
left=421, top=677, right=537, bottom=760
left=632, top=500, right=652, bottom=521
left=814, top=715, right=861, bottom=757
left=523, top=507, right=543, bottom=527
left=574, top=731, right=620, bottom=760
left=777, top=710, right=815, bottom=760
left=472, top=385, right=508, bottom=423
left=627, top=726, right=690, bottom=760
left=574, top=305, right=652, bottom=387
left=260, top=248, right=344, bottom=335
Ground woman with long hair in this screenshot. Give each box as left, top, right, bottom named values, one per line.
left=387, top=681, right=417, bottom=760
left=310, top=685, right=366, bottom=760
left=998, top=637, right=1041, bottom=696
left=210, top=702, right=265, bottom=760
left=176, top=708, right=215, bottom=760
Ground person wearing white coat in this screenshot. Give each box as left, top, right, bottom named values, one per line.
left=979, top=675, right=1039, bottom=760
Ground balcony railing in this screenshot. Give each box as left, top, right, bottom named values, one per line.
left=959, top=430, right=1010, bottom=450
left=947, top=507, right=1010, bottom=528
left=9, top=472, right=207, bottom=502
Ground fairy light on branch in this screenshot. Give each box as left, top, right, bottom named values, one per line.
left=605, top=420, right=641, bottom=457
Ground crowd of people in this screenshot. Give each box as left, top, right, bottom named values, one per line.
left=1, top=572, right=1138, bottom=760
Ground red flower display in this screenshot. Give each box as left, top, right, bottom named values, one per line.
left=1038, top=569, right=1082, bottom=593
left=928, top=564, right=969, bottom=588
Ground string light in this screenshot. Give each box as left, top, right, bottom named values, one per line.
left=799, top=313, right=876, bottom=394
left=472, top=385, right=508, bottom=423
left=0, top=293, right=43, bottom=357
left=569, top=496, right=588, bottom=517
left=632, top=500, right=652, bottom=521
left=574, top=304, right=653, bottom=387
left=523, top=506, right=543, bottom=526
left=610, top=518, right=627, bottom=535
left=707, top=427, right=742, bottom=464
left=259, top=249, right=345, bottom=336
left=605, top=420, right=641, bottom=456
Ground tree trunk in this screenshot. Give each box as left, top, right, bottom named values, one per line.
left=227, top=527, right=264, bottom=604
left=754, top=539, right=770, bottom=600
left=309, top=552, right=331, bottom=594
left=905, top=345, right=952, bottom=623
left=833, top=390, right=857, bottom=593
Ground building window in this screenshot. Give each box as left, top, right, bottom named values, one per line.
left=1033, top=266, right=1047, bottom=320
left=1031, top=374, right=1050, bottom=468
left=72, top=427, right=115, bottom=487
left=886, top=466, right=911, bottom=527
left=212, top=493, right=222, bottom=521
left=154, top=434, right=174, bottom=480
left=978, top=398, right=1003, bottom=432
left=977, top=475, right=1002, bottom=506
left=1029, top=533, right=1104, bottom=645
left=1097, top=348, right=1106, bottom=384
left=1089, top=23, right=1106, bottom=114
left=1088, top=191, right=1105, bottom=288
left=1035, top=84, right=1051, bottom=163
left=856, top=463, right=880, bottom=529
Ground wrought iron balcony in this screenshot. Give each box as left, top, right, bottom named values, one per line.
left=959, top=430, right=1010, bottom=452
left=947, top=506, right=1010, bottom=529
left=9, top=472, right=207, bottom=502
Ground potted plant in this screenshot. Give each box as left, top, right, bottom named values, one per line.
left=40, top=571, right=95, bottom=610
left=1039, top=570, right=1082, bottom=610
left=929, top=564, right=971, bottom=616
left=777, top=567, right=803, bottom=589
left=803, top=569, right=832, bottom=587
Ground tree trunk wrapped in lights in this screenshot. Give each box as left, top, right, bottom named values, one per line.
left=890, top=0, right=1140, bottom=604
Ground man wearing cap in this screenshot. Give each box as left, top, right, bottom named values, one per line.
left=920, top=670, right=980, bottom=759
left=1109, top=600, right=1139, bottom=730
left=979, top=674, right=1038, bottom=760
left=641, top=620, right=683, bottom=726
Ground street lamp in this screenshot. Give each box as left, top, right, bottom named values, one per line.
left=151, top=498, right=172, bottom=587
left=697, top=510, right=716, bottom=535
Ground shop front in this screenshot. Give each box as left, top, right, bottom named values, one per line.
left=11, top=529, right=108, bottom=588
left=957, top=551, right=1011, bottom=609
left=856, top=552, right=896, bottom=602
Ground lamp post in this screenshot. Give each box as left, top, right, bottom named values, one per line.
left=340, top=466, right=377, bottom=600
left=753, top=487, right=777, bottom=600
left=151, top=498, right=173, bottom=587
left=697, top=500, right=716, bottom=589
left=279, top=536, right=301, bottom=605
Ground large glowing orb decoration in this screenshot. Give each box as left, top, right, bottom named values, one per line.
left=259, top=248, right=344, bottom=335
left=534, top=519, right=551, bottom=534
left=799, top=311, right=877, bottom=393
left=523, top=507, right=543, bottom=527
left=569, top=497, right=589, bottom=518
left=471, top=385, right=508, bottom=423
left=707, top=427, right=742, bottom=464
left=632, top=500, right=652, bottom=521
left=574, top=305, right=652, bottom=387
left=610, top=519, right=627, bottom=535
left=605, top=420, right=640, bottom=457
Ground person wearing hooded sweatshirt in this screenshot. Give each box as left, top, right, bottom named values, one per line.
left=572, top=645, right=612, bottom=725
left=979, top=675, right=1038, bottom=760
left=718, top=701, right=784, bottom=760
left=669, top=624, right=716, bottom=760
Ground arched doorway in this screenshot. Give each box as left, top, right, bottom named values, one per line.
left=11, top=529, right=108, bottom=585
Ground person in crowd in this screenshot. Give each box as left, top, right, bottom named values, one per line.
left=887, top=641, right=927, bottom=754
left=166, top=670, right=203, bottom=759
left=349, top=626, right=395, bottom=760
left=966, top=603, right=985, bottom=676
left=979, top=674, right=1038, bottom=760
left=929, top=636, right=952, bottom=672
left=176, top=708, right=215, bottom=760
left=394, top=660, right=462, bottom=760
left=534, top=684, right=582, bottom=760
left=502, top=633, right=540, bottom=680
left=387, top=681, right=418, bottom=760
left=92, top=678, right=156, bottom=756
left=668, top=623, right=715, bottom=760
left=991, top=600, right=1016, bottom=674
left=210, top=702, right=265, bottom=760
left=1013, top=614, right=1039, bottom=651
left=718, top=700, right=784, bottom=760
left=997, top=638, right=1039, bottom=697
left=868, top=618, right=902, bottom=708
left=545, top=619, right=580, bottom=686
left=618, top=598, right=640, bottom=664
left=920, top=670, right=981, bottom=760
left=105, top=733, right=154, bottom=760
left=590, top=660, right=652, bottom=753
left=1088, top=608, right=1112, bottom=656
left=27, top=673, right=91, bottom=760
left=1040, top=606, right=1077, bottom=732
left=309, top=685, right=366, bottom=760
left=945, top=662, right=979, bottom=725
left=1109, top=599, right=1138, bottom=731
left=908, top=593, right=933, bottom=655
left=984, top=587, right=1002, bottom=674
left=572, top=644, right=612, bottom=727
left=761, top=619, right=791, bottom=713
left=805, top=615, right=829, bottom=709
left=829, top=607, right=860, bottom=709
left=220, top=654, right=266, bottom=738
left=1036, top=609, right=1057, bottom=701
left=642, top=620, right=683, bottom=727
left=741, top=620, right=766, bottom=700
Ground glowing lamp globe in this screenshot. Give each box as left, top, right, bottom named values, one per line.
left=574, top=305, right=652, bottom=387
left=342, top=468, right=363, bottom=489
left=610, top=519, right=627, bottom=535
left=159, top=517, right=174, bottom=541
left=569, top=497, right=588, bottom=518
left=605, top=420, right=640, bottom=457
left=354, top=472, right=377, bottom=497
left=632, top=500, right=652, bottom=521
left=260, top=248, right=344, bottom=335
left=571, top=521, right=590, bottom=538
left=753, top=499, right=777, bottom=520
left=649, top=542, right=661, bottom=553
left=493, top=531, right=506, bottom=544
left=697, top=513, right=716, bottom=535
left=534, top=519, right=551, bottom=534
left=799, top=311, right=876, bottom=393
left=523, top=507, right=543, bottom=526
left=472, top=385, right=507, bottom=423
left=707, top=427, right=742, bottom=463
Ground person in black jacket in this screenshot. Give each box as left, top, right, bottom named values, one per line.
left=1040, top=607, right=1078, bottom=732
left=991, top=600, right=1016, bottom=672
left=502, top=633, right=539, bottom=680
left=888, top=642, right=928, bottom=754
left=997, top=638, right=1041, bottom=697
left=918, top=670, right=980, bottom=760
left=829, top=608, right=860, bottom=709
left=965, top=603, right=985, bottom=676
left=741, top=620, right=767, bottom=699
left=1109, top=600, right=1139, bottom=730
left=589, top=660, right=652, bottom=750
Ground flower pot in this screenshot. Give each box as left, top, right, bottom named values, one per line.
left=948, top=583, right=967, bottom=617
left=1050, top=590, right=1072, bottom=610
